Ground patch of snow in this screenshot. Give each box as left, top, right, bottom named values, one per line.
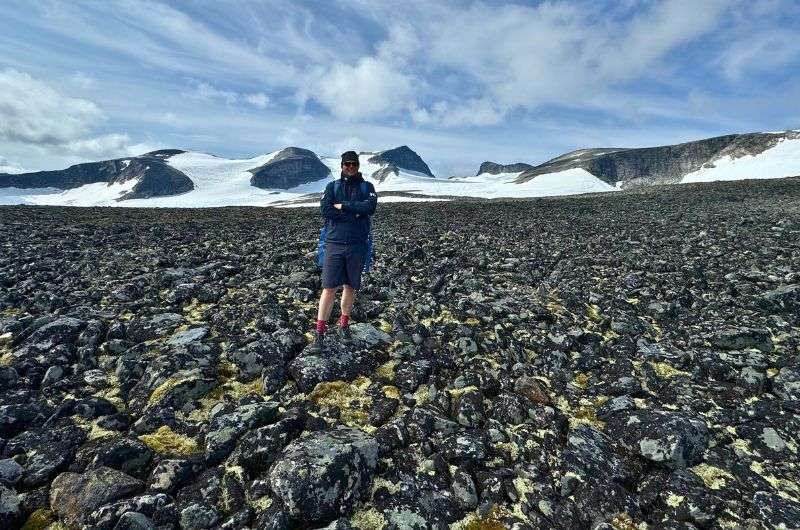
left=17, top=179, right=140, bottom=206
left=121, top=160, right=130, bottom=169
left=682, top=138, right=800, bottom=183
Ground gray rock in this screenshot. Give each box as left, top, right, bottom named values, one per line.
left=751, top=490, right=800, bottom=528
left=773, top=368, right=800, bottom=400
left=149, top=459, right=197, bottom=493
left=605, top=410, right=709, bottom=468
left=348, top=323, right=392, bottom=348
left=167, top=327, right=208, bottom=346
left=114, top=511, right=157, bottom=530
left=41, top=365, right=65, bottom=386
left=0, top=484, right=20, bottom=529
left=205, top=401, right=279, bottom=463
left=50, top=466, right=144, bottom=528
left=451, top=469, right=478, bottom=511
left=0, top=458, right=23, bottom=486
left=180, top=502, right=220, bottom=529
left=710, top=327, right=774, bottom=352
left=268, top=426, right=379, bottom=523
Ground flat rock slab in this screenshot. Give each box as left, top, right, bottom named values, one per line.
left=268, top=426, right=379, bottom=523
left=604, top=409, right=709, bottom=468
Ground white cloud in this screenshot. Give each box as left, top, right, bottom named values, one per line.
left=0, top=68, right=103, bottom=145
left=0, top=69, right=148, bottom=166
left=0, top=155, right=26, bottom=174
left=718, top=30, right=800, bottom=80
left=245, top=92, right=270, bottom=109
left=188, top=81, right=239, bottom=104
left=61, top=133, right=153, bottom=159
left=70, top=71, right=96, bottom=89
left=313, top=57, right=413, bottom=120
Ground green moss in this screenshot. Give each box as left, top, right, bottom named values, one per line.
left=308, top=377, right=375, bottom=432
left=138, top=426, right=201, bottom=455
left=21, top=508, right=56, bottom=530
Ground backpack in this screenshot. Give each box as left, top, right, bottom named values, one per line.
left=316, top=180, right=374, bottom=273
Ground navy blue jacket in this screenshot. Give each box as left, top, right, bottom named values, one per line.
left=320, top=172, right=377, bottom=244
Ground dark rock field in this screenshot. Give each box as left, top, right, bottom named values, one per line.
left=1, top=176, right=799, bottom=530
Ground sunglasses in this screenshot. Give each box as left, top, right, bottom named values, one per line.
left=342, top=162, right=359, bottom=167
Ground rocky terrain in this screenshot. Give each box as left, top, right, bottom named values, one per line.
left=1, top=176, right=799, bottom=530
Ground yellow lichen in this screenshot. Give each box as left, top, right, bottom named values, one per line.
left=375, top=360, right=399, bottom=382
left=21, top=508, right=56, bottom=530
left=767, top=368, right=779, bottom=378
left=572, top=372, right=590, bottom=389
left=249, top=495, right=273, bottom=512
left=183, top=300, right=213, bottom=324
left=610, top=512, right=641, bottom=530
left=0, top=351, right=12, bottom=366
left=308, top=377, right=374, bottom=432
left=148, top=374, right=197, bottom=405
left=494, top=441, right=519, bottom=461
left=464, top=317, right=481, bottom=326
left=138, top=426, right=201, bottom=455
left=665, top=493, right=685, bottom=507
left=382, top=385, right=401, bottom=400
left=351, top=506, right=388, bottom=530
left=186, top=376, right=265, bottom=423
left=749, top=461, right=800, bottom=501
left=448, top=385, right=480, bottom=399
left=378, top=320, right=393, bottom=333
left=690, top=463, right=734, bottom=490
left=650, top=361, right=691, bottom=379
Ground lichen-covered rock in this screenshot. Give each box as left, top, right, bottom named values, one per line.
left=205, top=401, right=279, bottom=463
left=0, top=484, right=20, bottom=529
left=268, top=427, right=379, bottom=523
left=605, top=410, right=709, bottom=468
left=49, top=466, right=144, bottom=528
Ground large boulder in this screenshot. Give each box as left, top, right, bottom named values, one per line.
left=50, top=467, right=144, bottom=528
left=604, top=410, right=709, bottom=468
left=268, top=427, right=379, bottom=523
left=249, top=147, right=330, bottom=189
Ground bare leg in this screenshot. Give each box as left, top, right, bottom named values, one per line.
left=341, top=284, right=355, bottom=318
left=317, top=287, right=338, bottom=321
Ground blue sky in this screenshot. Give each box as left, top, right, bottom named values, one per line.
left=1, top=0, right=799, bottom=176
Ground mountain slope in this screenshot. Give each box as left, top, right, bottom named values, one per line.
left=513, top=131, right=800, bottom=188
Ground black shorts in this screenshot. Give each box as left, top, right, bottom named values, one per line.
left=322, top=241, right=367, bottom=290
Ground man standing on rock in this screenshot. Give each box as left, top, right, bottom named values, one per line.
left=309, top=151, right=378, bottom=352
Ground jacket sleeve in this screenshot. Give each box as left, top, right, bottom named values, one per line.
left=341, top=182, right=377, bottom=216
left=321, top=182, right=348, bottom=221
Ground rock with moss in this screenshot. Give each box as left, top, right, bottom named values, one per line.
left=49, top=467, right=144, bottom=528
left=268, top=426, right=379, bottom=523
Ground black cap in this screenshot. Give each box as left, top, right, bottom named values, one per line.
left=341, top=151, right=359, bottom=164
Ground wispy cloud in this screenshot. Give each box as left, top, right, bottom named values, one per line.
left=0, top=0, right=798, bottom=174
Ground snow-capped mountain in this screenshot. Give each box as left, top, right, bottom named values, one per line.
left=1, top=130, right=799, bottom=207
left=504, top=130, right=800, bottom=189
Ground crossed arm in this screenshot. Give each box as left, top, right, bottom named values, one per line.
left=320, top=182, right=377, bottom=220
left=341, top=182, right=377, bottom=215
left=320, top=182, right=352, bottom=221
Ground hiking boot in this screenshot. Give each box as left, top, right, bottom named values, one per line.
left=307, top=330, right=325, bottom=353
left=338, top=326, right=352, bottom=344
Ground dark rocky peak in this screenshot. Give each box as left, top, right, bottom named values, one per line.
left=477, top=161, right=534, bottom=176
left=0, top=153, right=194, bottom=200
left=143, top=149, right=186, bottom=159
left=516, top=130, right=800, bottom=189
left=249, top=147, right=330, bottom=190
left=367, top=146, right=434, bottom=177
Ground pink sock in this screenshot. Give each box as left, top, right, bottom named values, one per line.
left=316, top=319, right=327, bottom=333
left=340, top=314, right=350, bottom=328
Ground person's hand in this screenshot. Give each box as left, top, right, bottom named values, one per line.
left=334, top=203, right=342, bottom=210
